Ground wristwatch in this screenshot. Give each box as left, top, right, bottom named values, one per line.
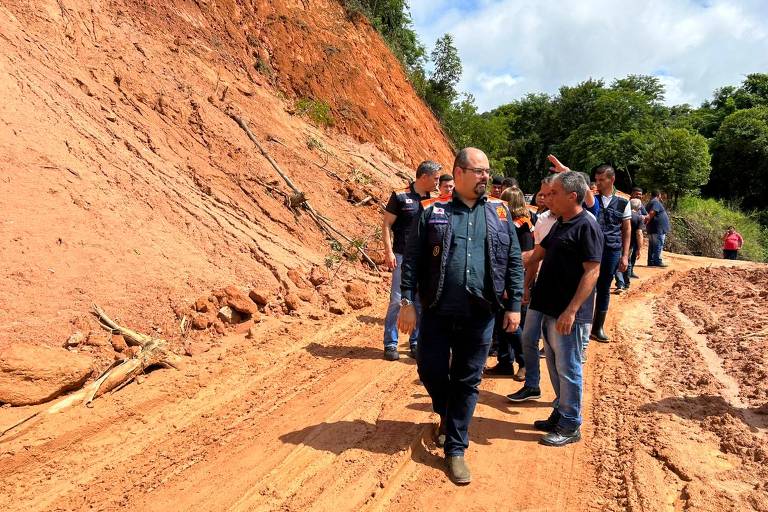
left=399, top=298, right=414, bottom=308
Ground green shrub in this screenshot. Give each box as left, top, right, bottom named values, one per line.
left=295, top=98, right=334, bottom=127
left=666, top=196, right=768, bottom=262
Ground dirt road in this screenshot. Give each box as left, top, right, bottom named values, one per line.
left=1, top=254, right=766, bottom=511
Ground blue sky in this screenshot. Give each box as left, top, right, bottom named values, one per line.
left=410, top=0, right=768, bottom=112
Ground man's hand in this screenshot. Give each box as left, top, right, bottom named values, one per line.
left=385, top=250, right=397, bottom=271
left=547, top=154, right=570, bottom=173
left=522, top=288, right=530, bottom=305
left=397, top=304, right=416, bottom=334
left=556, top=308, right=576, bottom=335
left=502, top=311, right=521, bottom=333
left=618, top=254, right=629, bottom=272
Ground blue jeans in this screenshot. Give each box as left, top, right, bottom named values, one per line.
left=384, top=253, right=421, bottom=349
left=595, top=247, right=621, bottom=313
left=647, top=232, right=666, bottom=266
left=580, top=323, right=591, bottom=356
left=541, top=313, right=584, bottom=431
left=496, top=306, right=526, bottom=367
left=417, top=309, right=495, bottom=456
left=521, top=308, right=546, bottom=389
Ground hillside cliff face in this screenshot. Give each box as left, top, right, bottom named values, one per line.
left=0, top=0, right=453, bottom=349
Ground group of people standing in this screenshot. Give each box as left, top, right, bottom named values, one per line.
left=379, top=148, right=677, bottom=485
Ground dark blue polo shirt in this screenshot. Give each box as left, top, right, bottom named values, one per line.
left=530, top=210, right=604, bottom=323
left=437, top=196, right=492, bottom=315
left=385, top=183, right=430, bottom=254
left=645, top=198, right=670, bottom=234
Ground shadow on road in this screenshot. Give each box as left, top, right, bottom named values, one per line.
left=303, top=342, right=415, bottom=365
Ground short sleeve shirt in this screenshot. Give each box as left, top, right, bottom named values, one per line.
left=645, top=198, right=670, bottom=234
left=530, top=210, right=604, bottom=323
left=630, top=212, right=643, bottom=249
left=385, top=183, right=430, bottom=254
left=533, top=210, right=557, bottom=245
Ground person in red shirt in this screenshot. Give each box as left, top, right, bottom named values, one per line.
left=722, top=226, right=744, bottom=260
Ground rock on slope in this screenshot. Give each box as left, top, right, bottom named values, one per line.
left=0, top=0, right=453, bottom=354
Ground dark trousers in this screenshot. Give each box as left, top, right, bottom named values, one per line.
left=417, top=309, right=495, bottom=456
left=615, top=245, right=638, bottom=288
left=496, top=305, right=527, bottom=367
left=723, top=249, right=738, bottom=260
left=595, top=247, right=621, bottom=312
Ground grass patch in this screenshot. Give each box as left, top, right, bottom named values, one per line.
left=667, top=196, right=768, bottom=262
left=295, top=98, right=334, bottom=127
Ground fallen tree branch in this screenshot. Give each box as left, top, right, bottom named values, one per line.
left=0, top=305, right=182, bottom=439
left=224, top=108, right=380, bottom=272
left=353, top=196, right=373, bottom=207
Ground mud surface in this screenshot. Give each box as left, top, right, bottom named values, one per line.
left=2, top=1, right=767, bottom=510
left=2, top=256, right=766, bottom=511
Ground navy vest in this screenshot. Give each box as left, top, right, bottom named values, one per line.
left=596, top=194, right=629, bottom=250
left=415, top=197, right=520, bottom=310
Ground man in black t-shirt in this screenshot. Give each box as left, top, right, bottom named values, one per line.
left=515, top=171, right=602, bottom=447
left=381, top=160, right=441, bottom=361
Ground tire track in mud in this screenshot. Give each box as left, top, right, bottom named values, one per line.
left=0, top=299, right=432, bottom=512
left=587, top=259, right=768, bottom=512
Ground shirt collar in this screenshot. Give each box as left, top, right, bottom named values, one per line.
left=558, top=209, right=586, bottom=224
left=409, top=181, right=431, bottom=199
left=451, top=191, right=488, bottom=208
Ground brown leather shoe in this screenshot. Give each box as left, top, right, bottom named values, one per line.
left=446, top=455, right=471, bottom=484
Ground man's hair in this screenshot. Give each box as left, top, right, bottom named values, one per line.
left=492, top=175, right=503, bottom=185
left=541, top=174, right=557, bottom=185
left=651, top=190, right=661, bottom=198
left=502, top=177, right=518, bottom=188
left=632, top=186, right=643, bottom=193
left=439, top=173, right=454, bottom=184
left=593, top=164, right=615, bottom=179
left=416, top=160, right=442, bottom=178
left=577, top=171, right=591, bottom=188
left=453, top=148, right=472, bottom=171
left=500, top=187, right=529, bottom=218
left=555, top=171, right=588, bottom=203
left=630, top=198, right=642, bottom=211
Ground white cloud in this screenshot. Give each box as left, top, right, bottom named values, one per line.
left=411, top=0, right=768, bottom=111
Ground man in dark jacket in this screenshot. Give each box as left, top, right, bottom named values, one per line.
left=398, top=147, right=524, bottom=485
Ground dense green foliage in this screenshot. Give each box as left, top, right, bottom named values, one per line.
left=343, top=1, right=767, bottom=259
left=665, top=197, right=768, bottom=262
left=341, top=0, right=426, bottom=75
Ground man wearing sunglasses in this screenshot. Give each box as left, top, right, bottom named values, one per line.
left=398, top=147, right=524, bottom=485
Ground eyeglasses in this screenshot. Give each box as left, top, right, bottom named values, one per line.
left=459, top=166, right=492, bottom=176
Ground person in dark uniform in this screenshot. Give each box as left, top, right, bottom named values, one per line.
left=381, top=160, right=441, bottom=361
left=485, top=186, right=534, bottom=380
left=585, top=165, right=630, bottom=343
left=398, top=148, right=523, bottom=485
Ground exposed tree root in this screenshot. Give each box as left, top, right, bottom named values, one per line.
left=0, top=305, right=182, bottom=439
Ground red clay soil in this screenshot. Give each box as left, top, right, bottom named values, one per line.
left=2, top=1, right=768, bottom=511
left=0, top=0, right=453, bottom=359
